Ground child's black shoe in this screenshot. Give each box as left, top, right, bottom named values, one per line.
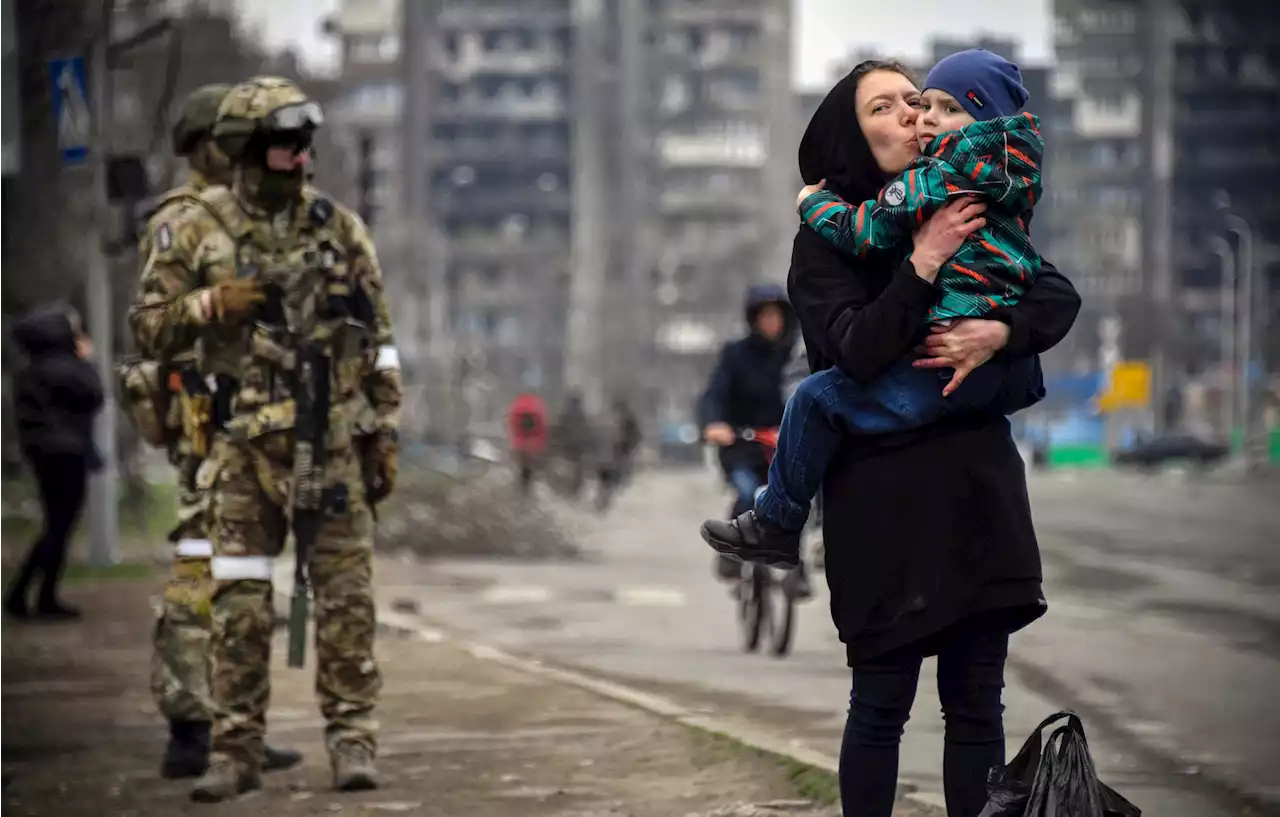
left=700, top=510, right=800, bottom=569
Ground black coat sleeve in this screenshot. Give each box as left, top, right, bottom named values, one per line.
left=786, top=229, right=939, bottom=385
left=696, top=343, right=735, bottom=428
left=987, top=259, right=1082, bottom=358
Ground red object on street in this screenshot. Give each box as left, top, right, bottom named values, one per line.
left=508, top=393, right=549, bottom=456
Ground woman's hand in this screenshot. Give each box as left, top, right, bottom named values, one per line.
left=910, top=197, right=987, bottom=283
left=74, top=334, right=94, bottom=360
left=913, top=318, right=1011, bottom=396
left=796, top=179, right=826, bottom=211
left=703, top=422, right=735, bottom=446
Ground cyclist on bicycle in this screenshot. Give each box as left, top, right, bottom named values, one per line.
left=698, top=284, right=811, bottom=598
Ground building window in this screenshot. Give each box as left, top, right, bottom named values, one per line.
left=349, top=33, right=399, bottom=64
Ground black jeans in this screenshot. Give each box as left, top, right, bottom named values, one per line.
left=840, top=619, right=1009, bottom=817
left=6, top=452, right=89, bottom=607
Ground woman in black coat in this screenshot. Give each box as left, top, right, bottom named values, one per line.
left=791, top=62, right=1081, bottom=817
left=4, top=306, right=103, bottom=620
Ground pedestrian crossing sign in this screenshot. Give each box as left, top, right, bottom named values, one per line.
left=48, top=56, right=91, bottom=166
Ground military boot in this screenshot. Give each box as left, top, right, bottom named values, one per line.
left=190, top=758, right=261, bottom=803
left=263, top=744, right=303, bottom=773
left=331, top=742, right=378, bottom=791
left=161, top=719, right=211, bottom=779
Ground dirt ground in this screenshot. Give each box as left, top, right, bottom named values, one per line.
left=2, top=576, right=847, bottom=817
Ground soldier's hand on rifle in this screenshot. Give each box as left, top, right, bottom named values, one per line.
left=364, top=430, right=398, bottom=505
left=192, top=279, right=266, bottom=323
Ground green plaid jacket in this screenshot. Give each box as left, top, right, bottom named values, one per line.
left=799, top=113, right=1044, bottom=322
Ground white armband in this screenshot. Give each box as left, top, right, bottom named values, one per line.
left=375, top=345, right=400, bottom=372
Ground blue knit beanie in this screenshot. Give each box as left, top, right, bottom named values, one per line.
left=923, top=49, right=1029, bottom=121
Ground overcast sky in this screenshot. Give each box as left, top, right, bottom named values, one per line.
left=236, top=0, right=1052, bottom=90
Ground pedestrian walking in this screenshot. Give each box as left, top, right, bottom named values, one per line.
left=5, top=305, right=103, bottom=620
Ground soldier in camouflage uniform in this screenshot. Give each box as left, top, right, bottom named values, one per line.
left=129, top=77, right=401, bottom=802
left=129, top=84, right=303, bottom=781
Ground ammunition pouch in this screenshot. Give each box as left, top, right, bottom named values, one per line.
left=116, top=356, right=178, bottom=449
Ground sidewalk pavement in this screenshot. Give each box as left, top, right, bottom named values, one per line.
left=0, top=574, right=937, bottom=817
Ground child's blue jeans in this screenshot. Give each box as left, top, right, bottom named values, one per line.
left=754, top=354, right=1040, bottom=531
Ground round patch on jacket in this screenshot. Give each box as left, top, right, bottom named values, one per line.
left=310, top=197, right=334, bottom=226
left=883, top=181, right=907, bottom=207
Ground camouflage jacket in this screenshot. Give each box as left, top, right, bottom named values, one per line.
left=134, top=172, right=216, bottom=464
left=799, top=113, right=1044, bottom=322
left=129, top=184, right=402, bottom=454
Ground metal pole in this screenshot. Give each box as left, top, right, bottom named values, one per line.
left=565, top=0, right=607, bottom=414
left=1224, top=213, right=1255, bottom=457
left=1209, top=237, right=1236, bottom=438
left=1140, top=0, right=1176, bottom=433
left=87, top=0, right=119, bottom=566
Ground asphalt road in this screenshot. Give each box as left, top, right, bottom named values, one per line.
left=382, top=466, right=1280, bottom=816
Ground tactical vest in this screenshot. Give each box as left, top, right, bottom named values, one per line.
left=192, top=186, right=380, bottom=459
left=117, top=184, right=221, bottom=451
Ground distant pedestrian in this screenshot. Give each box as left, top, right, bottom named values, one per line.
left=507, top=392, right=549, bottom=495
left=595, top=397, right=642, bottom=511
left=5, top=305, right=103, bottom=620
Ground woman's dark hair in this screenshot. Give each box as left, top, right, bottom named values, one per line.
left=847, top=58, right=917, bottom=89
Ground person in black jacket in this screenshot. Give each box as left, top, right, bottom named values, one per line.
left=4, top=305, right=104, bottom=620
left=696, top=284, right=811, bottom=596
left=784, top=62, right=1081, bottom=817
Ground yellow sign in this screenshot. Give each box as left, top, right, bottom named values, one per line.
left=1097, top=361, right=1152, bottom=412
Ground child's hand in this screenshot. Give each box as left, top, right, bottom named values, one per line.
left=796, top=179, right=826, bottom=211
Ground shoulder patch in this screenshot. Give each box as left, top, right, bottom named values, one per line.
left=155, top=223, right=173, bottom=251
left=310, top=197, right=335, bottom=227
left=883, top=180, right=907, bottom=207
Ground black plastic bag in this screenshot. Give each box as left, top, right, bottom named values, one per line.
left=978, top=711, right=1142, bottom=817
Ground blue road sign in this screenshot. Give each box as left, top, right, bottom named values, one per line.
left=48, top=56, right=91, bottom=166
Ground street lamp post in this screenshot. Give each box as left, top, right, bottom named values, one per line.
left=1208, top=237, right=1236, bottom=438
left=1215, top=192, right=1260, bottom=464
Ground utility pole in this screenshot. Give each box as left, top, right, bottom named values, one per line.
left=1208, top=237, right=1237, bottom=437
left=1140, top=0, right=1176, bottom=433
left=87, top=0, right=119, bottom=566
left=401, top=0, right=449, bottom=437
left=565, top=0, right=607, bottom=413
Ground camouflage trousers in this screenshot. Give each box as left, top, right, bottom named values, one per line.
left=201, top=437, right=381, bottom=771
left=150, top=459, right=216, bottom=723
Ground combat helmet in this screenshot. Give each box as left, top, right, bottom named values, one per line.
left=212, top=76, right=324, bottom=160
left=171, top=83, right=232, bottom=156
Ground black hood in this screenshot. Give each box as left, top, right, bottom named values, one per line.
left=12, top=308, right=77, bottom=358
left=743, top=283, right=798, bottom=353
left=798, top=67, right=892, bottom=203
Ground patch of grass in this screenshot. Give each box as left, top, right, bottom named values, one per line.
left=687, top=724, right=841, bottom=806
left=1, top=561, right=154, bottom=587
left=2, top=476, right=179, bottom=566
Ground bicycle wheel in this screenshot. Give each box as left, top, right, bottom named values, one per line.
left=737, top=563, right=768, bottom=653
left=767, top=571, right=797, bottom=658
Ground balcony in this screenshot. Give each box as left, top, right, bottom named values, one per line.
left=662, top=3, right=770, bottom=27
left=657, top=131, right=765, bottom=168
left=433, top=94, right=568, bottom=121
left=430, top=137, right=570, bottom=164
left=432, top=187, right=573, bottom=214
left=446, top=229, right=569, bottom=259
left=658, top=187, right=760, bottom=214
left=438, top=48, right=568, bottom=79
left=437, top=2, right=570, bottom=29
